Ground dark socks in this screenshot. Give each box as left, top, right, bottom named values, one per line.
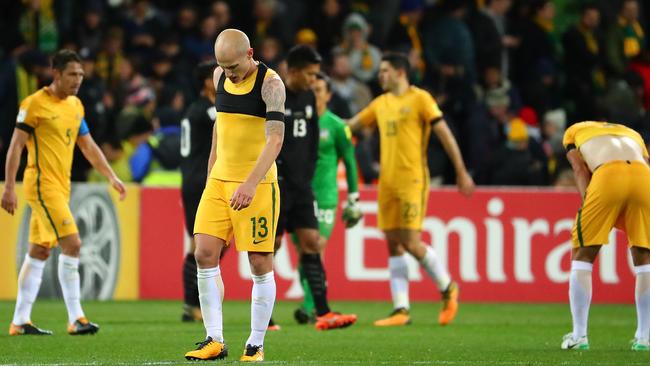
left=300, top=253, right=330, bottom=316
left=183, top=253, right=200, bottom=307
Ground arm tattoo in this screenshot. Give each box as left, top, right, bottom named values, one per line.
left=261, top=76, right=286, bottom=113
left=266, top=120, right=284, bottom=137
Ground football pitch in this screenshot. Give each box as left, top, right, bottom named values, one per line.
left=0, top=300, right=647, bottom=365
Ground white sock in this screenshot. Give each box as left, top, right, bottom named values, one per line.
left=634, top=264, right=650, bottom=341
left=12, top=255, right=46, bottom=325
left=246, top=271, right=275, bottom=347
left=388, top=255, right=410, bottom=310
left=58, top=254, right=85, bottom=324
left=569, top=260, right=593, bottom=339
left=420, top=246, right=451, bottom=291
left=198, top=266, right=225, bottom=342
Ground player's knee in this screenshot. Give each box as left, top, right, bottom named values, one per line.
left=29, top=245, right=51, bottom=260
left=248, top=252, right=273, bottom=275
left=301, top=238, right=320, bottom=254
left=194, top=246, right=218, bottom=267
left=60, top=237, right=82, bottom=257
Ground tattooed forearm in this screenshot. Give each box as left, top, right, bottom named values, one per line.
left=266, top=120, right=284, bottom=137
left=261, top=75, right=286, bottom=113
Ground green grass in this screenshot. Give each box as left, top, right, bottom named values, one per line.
left=0, top=300, right=647, bottom=365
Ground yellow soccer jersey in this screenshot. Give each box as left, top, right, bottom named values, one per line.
left=210, top=63, right=278, bottom=183
left=563, top=121, right=649, bottom=157
left=357, top=86, right=443, bottom=187
left=16, top=87, right=88, bottom=196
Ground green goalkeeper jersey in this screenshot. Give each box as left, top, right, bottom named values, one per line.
left=312, top=109, right=359, bottom=206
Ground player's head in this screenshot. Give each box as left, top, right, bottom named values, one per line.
left=378, top=52, right=410, bottom=92
left=620, top=0, right=638, bottom=22
left=194, top=60, right=217, bottom=97
left=51, top=49, right=84, bottom=96
left=580, top=4, right=600, bottom=29
left=311, top=71, right=332, bottom=110
left=214, top=28, right=254, bottom=84
left=286, top=44, right=321, bottom=91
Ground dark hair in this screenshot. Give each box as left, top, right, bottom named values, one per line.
left=194, top=61, right=217, bottom=91
left=51, top=49, right=82, bottom=71
left=621, top=0, right=638, bottom=11
left=581, top=3, right=599, bottom=14
left=315, top=71, right=332, bottom=92
left=530, top=0, right=550, bottom=14
left=381, top=52, right=411, bottom=74
left=286, top=44, right=322, bottom=70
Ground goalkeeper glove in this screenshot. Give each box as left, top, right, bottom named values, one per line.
left=342, top=192, right=362, bottom=228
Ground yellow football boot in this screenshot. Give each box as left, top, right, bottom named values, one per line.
left=240, top=344, right=264, bottom=362
left=185, top=337, right=228, bottom=361
left=439, top=281, right=459, bottom=325
left=373, top=308, right=411, bottom=326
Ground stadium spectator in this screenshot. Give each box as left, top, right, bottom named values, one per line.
left=329, top=50, right=372, bottom=116
left=384, top=0, right=426, bottom=83
left=486, top=118, right=547, bottom=185
left=563, top=4, right=604, bottom=123
left=18, top=0, right=59, bottom=54
left=333, top=13, right=382, bottom=83
left=311, top=0, right=348, bottom=60
left=605, top=0, right=645, bottom=78
left=514, top=0, right=559, bottom=117
left=251, top=0, right=293, bottom=48
left=258, top=37, right=284, bottom=70
left=76, top=1, right=106, bottom=57
left=96, top=27, right=127, bottom=93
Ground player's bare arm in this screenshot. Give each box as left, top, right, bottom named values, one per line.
left=432, top=119, right=475, bottom=197
left=347, top=115, right=362, bottom=132
left=206, top=67, right=224, bottom=180
left=1, top=128, right=30, bottom=215
left=566, top=148, right=591, bottom=197
left=230, top=75, right=285, bottom=211
left=77, top=134, right=127, bottom=200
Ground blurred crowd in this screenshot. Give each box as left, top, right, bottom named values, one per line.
left=2, top=0, right=650, bottom=188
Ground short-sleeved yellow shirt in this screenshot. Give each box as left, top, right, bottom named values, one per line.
left=357, top=86, right=442, bottom=187
left=563, top=121, right=649, bottom=157
left=17, top=87, right=86, bottom=197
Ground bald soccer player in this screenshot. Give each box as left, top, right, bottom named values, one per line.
left=561, top=121, right=650, bottom=351
left=184, top=29, right=285, bottom=362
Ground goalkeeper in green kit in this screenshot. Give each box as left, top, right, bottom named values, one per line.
left=293, top=71, right=362, bottom=324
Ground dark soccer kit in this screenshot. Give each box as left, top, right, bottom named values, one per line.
left=180, top=96, right=216, bottom=235
left=275, top=87, right=320, bottom=236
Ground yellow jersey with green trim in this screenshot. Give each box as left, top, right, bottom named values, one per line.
left=357, top=86, right=443, bottom=187
left=210, top=62, right=278, bottom=183
left=563, top=121, right=649, bottom=157
left=16, top=87, right=87, bottom=197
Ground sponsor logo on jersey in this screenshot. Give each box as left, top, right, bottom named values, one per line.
left=17, top=109, right=27, bottom=123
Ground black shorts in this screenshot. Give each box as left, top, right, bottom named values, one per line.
left=276, top=183, right=318, bottom=236
left=182, top=183, right=204, bottom=236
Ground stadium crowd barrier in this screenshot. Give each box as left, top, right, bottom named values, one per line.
left=0, top=183, right=636, bottom=303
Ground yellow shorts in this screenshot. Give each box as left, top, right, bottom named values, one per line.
left=378, top=182, right=429, bottom=231
left=25, top=190, right=77, bottom=247
left=573, top=160, right=650, bottom=249
left=194, top=179, right=280, bottom=252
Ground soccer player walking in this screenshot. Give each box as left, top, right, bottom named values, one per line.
left=349, top=52, right=474, bottom=327
left=561, top=121, right=650, bottom=351
left=2, top=49, right=127, bottom=336
left=293, top=72, right=362, bottom=323
left=179, top=61, right=218, bottom=323
left=184, top=29, right=284, bottom=362
left=274, top=45, right=357, bottom=330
